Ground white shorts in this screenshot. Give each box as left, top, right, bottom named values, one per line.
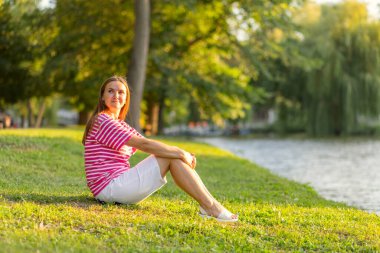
left=95, top=155, right=167, bottom=204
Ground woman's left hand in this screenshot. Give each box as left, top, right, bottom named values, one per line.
left=182, top=151, right=197, bottom=169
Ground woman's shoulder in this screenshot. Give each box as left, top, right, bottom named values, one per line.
left=88, top=113, right=110, bottom=129
left=118, top=119, right=130, bottom=127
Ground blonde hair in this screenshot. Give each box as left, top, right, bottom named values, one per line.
left=82, top=75, right=130, bottom=145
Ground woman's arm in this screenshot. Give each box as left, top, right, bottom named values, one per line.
left=126, top=135, right=195, bottom=168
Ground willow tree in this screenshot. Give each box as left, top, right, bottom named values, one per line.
left=300, top=1, right=380, bottom=135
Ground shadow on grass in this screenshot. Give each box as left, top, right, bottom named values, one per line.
left=0, top=192, right=143, bottom=210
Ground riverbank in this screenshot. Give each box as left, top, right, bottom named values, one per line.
left=0, top=129, right=379, bottom=252
left=201, top=137, right=380, bottom=215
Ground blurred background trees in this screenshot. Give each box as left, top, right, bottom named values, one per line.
left=1, top=0, right=379, bottom=136
left=262, top=1, right=380, bottom=136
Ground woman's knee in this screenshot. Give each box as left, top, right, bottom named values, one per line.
left=169, top=158, right=186, bottom=168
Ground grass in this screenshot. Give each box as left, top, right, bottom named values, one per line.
left=0, top=128, right=379, bottom=252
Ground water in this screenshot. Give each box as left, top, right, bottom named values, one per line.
left=201, top=137, right=380, bottom=214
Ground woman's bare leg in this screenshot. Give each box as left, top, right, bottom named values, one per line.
left=156, top=157, right=214, bottom=199
left=156, top=156, right=236, bottom=218
left=192, top=170, right=220, bottom=203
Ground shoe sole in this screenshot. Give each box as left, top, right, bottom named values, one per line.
left=199, top=213, right=238, bottom=222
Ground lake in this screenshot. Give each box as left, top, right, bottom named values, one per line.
left=201, top=137, right=380, bottom=215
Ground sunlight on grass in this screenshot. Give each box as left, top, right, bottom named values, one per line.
left=0, top=128, right=84, bottom=141
left=0, top=128, right=379, bottom=252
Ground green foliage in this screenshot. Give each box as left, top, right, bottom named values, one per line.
left=0, top=2, right=30, bottom=103
left=145, top=1, right=301, bottom=128
left=3, top=0, right=379, bottom=135
left=256, top=1, right=380, bottom=136
left=147, top=1, right=251, bottom=126
left=1, top=128, right=380, bottom=251
left=0, top=0, right=60, bottom=128
left=49, top=0, right=134, bottom=112
left=2, top=0, right=58, bottom=99
left=302, top=2, right=380, bottom=135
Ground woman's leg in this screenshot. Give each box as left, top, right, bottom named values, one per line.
left=156, top=157, right=214, bottom=204
left=156, top=156, right=236, bottom=218
left=156, top=157, right=214, bottom=200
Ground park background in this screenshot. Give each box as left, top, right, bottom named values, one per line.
left=1, top=0, right=380, bottom=252
left=1, top=0, right=380, bottom=137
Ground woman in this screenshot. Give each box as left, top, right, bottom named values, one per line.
left=82, top=75, right=238, bottom=222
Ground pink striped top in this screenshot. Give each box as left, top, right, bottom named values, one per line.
left=84, top=113, right=142, bottom=196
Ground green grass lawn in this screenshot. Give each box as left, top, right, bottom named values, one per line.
left=0, top=128, right=379, bottom=252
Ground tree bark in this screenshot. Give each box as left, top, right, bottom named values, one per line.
left=147, top=102, right=159, bottom=136
left=21, top=115, right=26, bottom=128
left=78, top=111, right=91, bottom=125
left=34, top=98, right=46, bottom=128
left=126, top=0, right=150, bottom=132
left=27, top=99, right=35, bottom=128
left=157, top=96, right=165, bottom=135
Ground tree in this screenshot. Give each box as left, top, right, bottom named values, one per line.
left=258, top=1, right=380, bottom=136
left=3, top=0, right=307, bottom=132
left=51, top=0, right=134, bottom=124
left=0, top=0, right=58, bottom=127
left=0, top=2, right=29, bottom=105
left=126, top=0, right=150, bottom=132
left=143, top=0, right=296, bottom=134
left=301, top=1, right=380, bottom=135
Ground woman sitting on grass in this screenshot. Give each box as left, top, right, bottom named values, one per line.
left=82, top=75, right=238, bottom=222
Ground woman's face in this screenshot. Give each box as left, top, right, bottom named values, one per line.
left=102, top=81, right=127, bottom=114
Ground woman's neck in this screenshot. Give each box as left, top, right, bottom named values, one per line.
left=102, top=110, right=119, bottom=120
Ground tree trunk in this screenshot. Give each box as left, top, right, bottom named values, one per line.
left=27, top=99, right=35, bottom=128
left=157, top=96, right=165, bottom=135
left=126, top=0, right=150, bottom=132
left=147, top=102, right=160, bottom=136
left=79, top=111, right=91, bottom=125
left=21, top=115, right=26, bottom=128
left=34, top=99, right=46, bottom=128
